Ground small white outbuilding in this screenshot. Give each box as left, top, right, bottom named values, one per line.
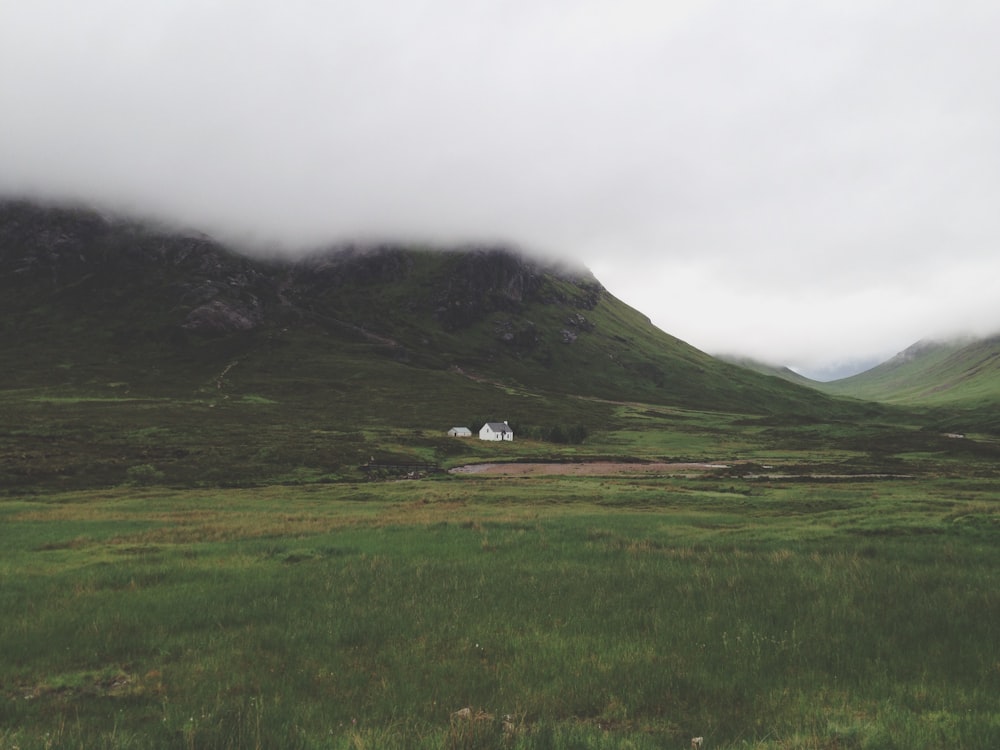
left=448, top=427, right=473, bottom=437
left=479, top=421, right=514, bottom=441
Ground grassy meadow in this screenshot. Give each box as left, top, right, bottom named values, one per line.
left=2, top=445, right=998, bottom=749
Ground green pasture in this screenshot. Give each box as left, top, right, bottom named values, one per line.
left=6, top=379, right=994, bottom=496
left=2, top=472, right=998, bottom=749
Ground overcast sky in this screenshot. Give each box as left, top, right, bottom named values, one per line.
left=3, top=1, right=999, bottom=379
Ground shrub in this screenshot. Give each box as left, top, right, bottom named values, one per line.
left=125, top=463, right=165, bottom=485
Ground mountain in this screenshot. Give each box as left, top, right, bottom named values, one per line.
left=1, top=198, right=878, bottom=490
left=0, top=198, right=850, bottom=414
left=819, top=336, right=1000, bottom=406
left=716, top=355, right=818, bottom=387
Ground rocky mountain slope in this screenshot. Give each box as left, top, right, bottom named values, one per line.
left=0, top=198, right=853, bottom=420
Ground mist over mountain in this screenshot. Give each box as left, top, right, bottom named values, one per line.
left=715, top=353, right=885, bottom=384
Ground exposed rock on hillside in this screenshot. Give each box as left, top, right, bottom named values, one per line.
left=0, top=199, right=275, bottom=333
left=0, top=199, right=602, bottom=343
left=183, top=299, right=263, bottom=332
left=288, top=246, right=416, bottom=292
left=434, top=248, right=600, bottom=330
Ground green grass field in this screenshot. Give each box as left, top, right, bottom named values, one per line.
left=2, top=463, right=998, bottom=749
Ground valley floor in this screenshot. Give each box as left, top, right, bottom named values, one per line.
left=2, top=469, right=998, bottom=749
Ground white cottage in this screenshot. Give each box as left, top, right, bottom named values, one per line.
left=479, top=421, right=514, bottom=441
left=448, top=427, right=473, bottom=437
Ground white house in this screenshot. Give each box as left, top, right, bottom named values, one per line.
left=448, top=427, right=473, bottom=437
left=479, top=421, right=514, bottom=441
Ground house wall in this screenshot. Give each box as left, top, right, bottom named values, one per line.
left=478, top=425, right=514, bottom=441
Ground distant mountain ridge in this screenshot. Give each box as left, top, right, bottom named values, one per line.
left=715, top=355, right=817, bottom=387
left=818, top=335, right=1000, bottom=408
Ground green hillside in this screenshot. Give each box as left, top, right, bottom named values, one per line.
left=0, top=200, right=863, bottom=417
left=819, top=336, right=1000, bottom=405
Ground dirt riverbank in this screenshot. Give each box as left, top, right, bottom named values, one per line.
left=449, top=461, right=730, bottom=476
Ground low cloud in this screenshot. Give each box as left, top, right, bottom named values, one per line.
left=3, top=1, right=999, bottom=373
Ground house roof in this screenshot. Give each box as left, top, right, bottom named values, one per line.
left=484, top=422, right=511, bottom=432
